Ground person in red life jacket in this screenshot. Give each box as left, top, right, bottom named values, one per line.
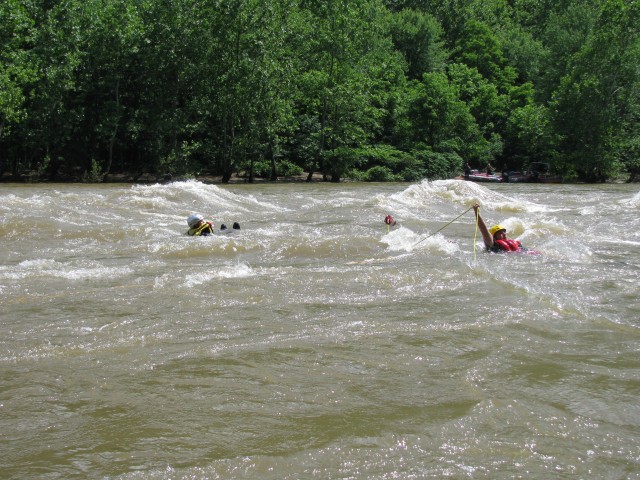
left=186, top=213, right=240, bottom=236
left=384, top=214, right=397, bottom=227
left=471, top=204, right=528, bottom=253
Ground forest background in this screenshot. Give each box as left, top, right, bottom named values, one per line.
left=1, top=0, right=639, bottom=184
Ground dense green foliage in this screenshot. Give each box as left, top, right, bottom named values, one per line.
left=1, top=0, right=638, bottom=182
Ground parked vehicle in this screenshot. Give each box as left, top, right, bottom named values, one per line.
left=503, top=163, right=562, bottom=183
left=456, top=169, right=503, bottom=183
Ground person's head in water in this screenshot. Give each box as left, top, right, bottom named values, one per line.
left=472, top=204, right=526, bottom=253
left=187, top=213, right=204, bottom=229
left=186, top=214, right=240, bottom=236
left=489, top=224, right=507, bottom=241
left=186, top=213, right=214, bottom=236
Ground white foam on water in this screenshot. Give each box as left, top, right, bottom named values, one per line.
left=0, top=258, right=133, bottom=281
left=2, top=182, right=640, bottom=480
left=183, top=262, right=257, bottom=287
left=624, top=189, right=640, bottom=208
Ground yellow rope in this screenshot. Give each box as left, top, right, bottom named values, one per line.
left=473, top=207, right=479, bottom=261
left=413, top=206, right=474, bottom=248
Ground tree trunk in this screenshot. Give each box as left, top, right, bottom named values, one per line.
left=269, top=139, right=277, bottom=181
left=103, top=78, right=120, bottom=182
left=247, top=150, right=254, bottom=183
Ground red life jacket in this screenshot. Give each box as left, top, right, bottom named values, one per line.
left=494, top=238, right=521, bottom=252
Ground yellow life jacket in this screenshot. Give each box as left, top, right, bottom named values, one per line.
left=187, top=221, right=214, bottom=236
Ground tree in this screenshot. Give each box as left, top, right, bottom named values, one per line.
left=12, top=0, right=86, bottom=179
left=504, top=103, right=557, bottom=170
left=551, top=0, right=640, bottom=181
left=388, top=8, right=447, bottom=80
left=189, top=0, right=299, bottom=182
left=2, top=0, right=636, bottom=183
left=399, top=72, right=480, bottom=163
left=293, top=0, right=404, bottom=181
left=0, top=0, right=38, bottom=174
left=125, top=0, right=202, bottom=178
left=499, top=23, right=546, bottom=86
left=453, top=20, right=516, bottom=93
left=75, top=0, right=146, bottom=180
left=447, top=63, right=505, bottom=137
left=536, top=0, right=599, bottom=103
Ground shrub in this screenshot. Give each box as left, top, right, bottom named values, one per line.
left=363, top=165, right=400, bottom=182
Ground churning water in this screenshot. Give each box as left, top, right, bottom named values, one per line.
left=1, top=180, right=639, bottom=479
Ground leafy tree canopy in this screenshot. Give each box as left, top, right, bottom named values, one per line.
left=1, top=0, right=638, bottom=182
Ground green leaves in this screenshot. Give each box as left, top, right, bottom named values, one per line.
left=388, top=8, right=447, bottom=79
left=1, top=0, right=638, bottom=182
left=0, top=0, right=38, bottom=128
left=550, top=0, right=640, bottom=181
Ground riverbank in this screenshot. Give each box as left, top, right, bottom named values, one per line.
left=2, top=170, right=636, bottom=184
left=0, top=171, right=327, bottom=184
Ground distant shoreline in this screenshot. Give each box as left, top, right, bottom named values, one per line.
left=2, top=171, right=635, bottom=184
left=0, top=171, right=328, bottom=185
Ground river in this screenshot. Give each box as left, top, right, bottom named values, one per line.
left=1, top=180, right=639, bottom=479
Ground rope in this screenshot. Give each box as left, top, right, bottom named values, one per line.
left=413, top=206, right=474, bottom=248
left=473, top=207, right=479, bottom=261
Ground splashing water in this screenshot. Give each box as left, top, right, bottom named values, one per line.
left=1, top=180, right=639, bottom=479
